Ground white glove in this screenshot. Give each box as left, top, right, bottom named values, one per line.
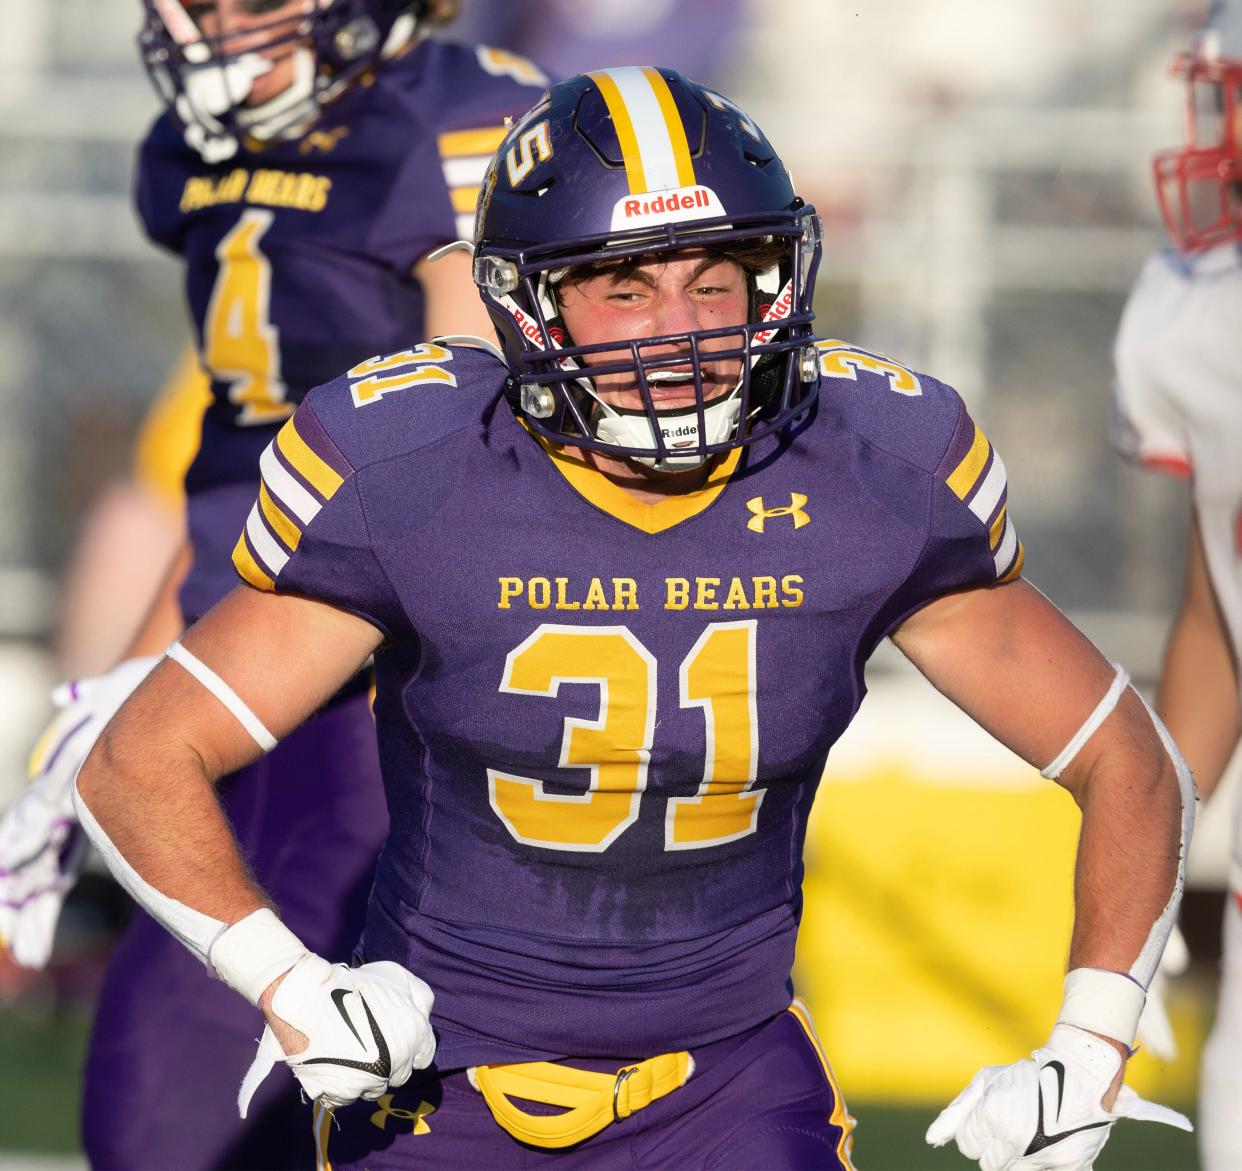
left=238, top=954, right=436, bottom=1117
left=926, top=1024, right=1192, bottom=1170
left=0, top=655, right=160, bottom=967
left=1134, top=924, right=1190, bottom=1062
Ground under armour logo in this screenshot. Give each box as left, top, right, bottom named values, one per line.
left=746, top=493, right=810, bottom=533
left=299, top=126, right=350, bottom=155
left=370, top=1093, right=436, bottom=1135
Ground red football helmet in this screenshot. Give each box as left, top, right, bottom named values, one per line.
left=1153, top=2, right=1242, bottom=252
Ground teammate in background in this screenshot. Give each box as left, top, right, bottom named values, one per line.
left=75, top=69, right=1192, bottom=1170
left=0, top=1, right=548, bottom=1166
left=1113, top=4, right=1242, bottom=1166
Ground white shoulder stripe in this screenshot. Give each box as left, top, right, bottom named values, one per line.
left=992, top=518, right=1019, bottom=578
left=166, top=642, right=277, bottom=753
left=245, top=503, right=290, bottom=578
left=969, top=450, right=1007, bottom=524
left=260, top=443, right=320, bottom=525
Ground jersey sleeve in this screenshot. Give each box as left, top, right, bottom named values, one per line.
left=231, top=398, right=404, bottom=638
left=885, top=394, right=1025, bottom=630
left=366, top=45, right=551, bottom=269
left=134, top=116, right=189, bottom=255
left=1110, top=253, right=1193, bottom=478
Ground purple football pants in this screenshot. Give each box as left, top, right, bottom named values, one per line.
left=317, top=1002, right=856, bottom=1170
left=81, top=689, right=387, bottom=1171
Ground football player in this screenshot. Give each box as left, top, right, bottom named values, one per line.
left=75, top=69, right=1192, bottom=1169
left=0, top=1, right=548, bottom=1166
left=1113, top=3, right=1242, bottom=1166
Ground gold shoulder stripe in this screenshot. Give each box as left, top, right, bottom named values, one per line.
left=233, top=533, right=275, bottom=591
left=438, top=126, right=508, bottom=158
left=946, top=424, right=990, bottom=500
left=1000, top=541, right=1025, bottom=583
left=259, top=481, right=302, bottom=551
left=276, top=418, right=345, bottom=499
left=988, top=505, right=1007, bottom=551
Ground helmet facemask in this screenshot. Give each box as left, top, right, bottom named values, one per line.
left=1153, top=49, right=1242, bottom=251
left=139, top=0, right=423, bottom=161
left=477, top=210, right=823, bottom=473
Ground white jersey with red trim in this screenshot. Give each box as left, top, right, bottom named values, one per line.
left=1112, top=242, right=1242, bottom=891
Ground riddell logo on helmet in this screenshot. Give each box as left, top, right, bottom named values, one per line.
left=509, top=304, right=546, bottom=346
left=610, top=185, right=726, bottom=230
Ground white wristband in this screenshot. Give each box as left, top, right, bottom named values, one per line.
left=1055, top=967, right=1146, bottom=1048
left=209, top=908, right=308, bottom=1006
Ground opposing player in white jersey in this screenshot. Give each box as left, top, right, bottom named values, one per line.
left=1112, top=4, right=1242, bottom=1166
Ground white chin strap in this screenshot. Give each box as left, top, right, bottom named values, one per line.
left=593, top=393, right=742, bottom=473
left=178, top=43, right=318, bottom=161
left=235, top=45, right=317, bottom=137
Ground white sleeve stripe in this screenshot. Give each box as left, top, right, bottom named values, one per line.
left=166, top=642, right=277, bottom=753
left=1040, top=664, right=1129, bottom=780
left=969, top=451, right=1007, bottom=523
left=245, top=503, right=290, bottom=578
left=991, top=519, right=1018, bottom=577
left=73, top=780, right=228, bottom=966
left=260, top=444, right=320, bottom=525
left=453, top=212, right=474, bottom=241
left=1128, top=688, right=1196, bottom=988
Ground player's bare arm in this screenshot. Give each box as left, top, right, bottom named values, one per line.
left=893, top=578, right=1184, bottom=992
left=76, top=586, right=381, bottom=924
left=899, top=578, right=1195, bottom=1163
left=414, top=247, right=498, bottom=341
left=122, top=538, right=193, bottom=657
left=1157, top=513, right=1240, bottom=801
left=75, top=586, right=435, bottom=1109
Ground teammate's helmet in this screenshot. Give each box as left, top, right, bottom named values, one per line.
left=138, top=0, right=433, bottom=161
left=1153, top=0, right=1242, bottom=251
left=473, top=68, right=822, bottom=472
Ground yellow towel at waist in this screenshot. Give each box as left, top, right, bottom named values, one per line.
left=468, top=1050, right=693, bottom=1149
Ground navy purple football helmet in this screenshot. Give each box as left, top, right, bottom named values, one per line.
left=138, top=0, right=429, bottom=161
left=473, top=67, right=822, bottom=471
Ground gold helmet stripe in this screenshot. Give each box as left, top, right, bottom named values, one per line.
left=588, top=67, right=696, bottom=194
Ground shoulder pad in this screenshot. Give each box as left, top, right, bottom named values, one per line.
left=814, top=339, right=964, bottom=475
left=300, top=341, right=509, bottom=471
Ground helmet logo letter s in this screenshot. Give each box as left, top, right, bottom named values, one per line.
left=505, top=121, right=553, bottom=187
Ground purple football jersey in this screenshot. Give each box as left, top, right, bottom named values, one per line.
left=135, top=39, right=549, bottom=620
left=233, top=341, right=1023, bottom=1070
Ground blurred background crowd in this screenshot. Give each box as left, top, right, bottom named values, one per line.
left=0, top=1, right=1229, bottom=1167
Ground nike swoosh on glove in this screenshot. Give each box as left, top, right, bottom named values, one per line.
left=926, top=1024, right=1191, bottom=1170
left=238, top=954, right=436, bottom=1117
left=0, top=655, right=160, bottom=967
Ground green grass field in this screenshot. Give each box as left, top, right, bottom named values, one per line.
left=0, top=1006, right=1200, bottom=1168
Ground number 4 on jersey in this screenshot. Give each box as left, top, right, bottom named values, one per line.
left=203, top=209, right=293, bottom=426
